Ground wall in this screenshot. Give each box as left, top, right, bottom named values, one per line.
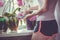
left=55, top=0, right=60, bottom=40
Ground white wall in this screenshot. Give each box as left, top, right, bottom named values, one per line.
left=55, top=0, right=60, bottom=33
left=55, top=0, right=60, bottom=40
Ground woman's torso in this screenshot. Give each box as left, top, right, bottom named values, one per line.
left=37, top=0, right=57, bottom=21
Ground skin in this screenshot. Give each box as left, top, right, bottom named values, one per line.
left=24, top=0, right=49, bottom=19
left=24, top=0, right=58, bottom=40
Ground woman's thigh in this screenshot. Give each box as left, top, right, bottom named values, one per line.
left=32, top=20, right=58, bottom=40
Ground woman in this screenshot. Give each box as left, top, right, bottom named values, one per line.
left=24, top=0, right=58, bottom=40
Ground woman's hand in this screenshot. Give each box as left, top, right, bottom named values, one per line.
left=23, top=13, right=36, bottom=20
left=29, top=16, right=37, bottom=21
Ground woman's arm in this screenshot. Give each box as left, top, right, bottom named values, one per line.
left=24, top=0, right=49, bottom=19
left=24, top=5, right=39, bottom=14
left=29, top=5, right=39, bottom=10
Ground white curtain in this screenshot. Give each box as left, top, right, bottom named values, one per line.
left=0, top=0, right=5, bottom=16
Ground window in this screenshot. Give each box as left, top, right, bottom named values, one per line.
left=0, top=0, right=39, bottom=34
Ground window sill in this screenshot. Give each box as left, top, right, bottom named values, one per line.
left=0, top=30, right=33, bottom=37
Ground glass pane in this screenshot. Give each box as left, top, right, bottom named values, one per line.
left=0, top=0, right=39, bottom=34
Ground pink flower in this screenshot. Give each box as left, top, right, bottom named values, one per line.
left=0, top=1, right=4, bottom=7
left=17, top=0, right=23, bottom=6
left=19, top=13, right=23, bottom=16
left=17, top=12, right=24, bottom=19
